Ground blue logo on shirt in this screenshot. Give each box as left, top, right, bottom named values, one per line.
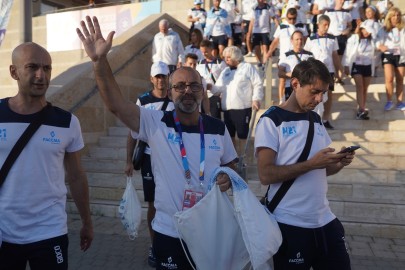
left=43, top=131, right=61, bottom=144
left=282, top=126, right=297, bottom=137
left=208, top=139, right=221, bottom=151
left=167, top=133, right=180, bottom=144
left=0, top=128, right=7, bottom=141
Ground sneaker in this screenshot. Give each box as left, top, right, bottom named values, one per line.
left=356, top=110, right=370, bottom=120
left=396, top=102, right=405, bottom=111
left=384, top=101, right=394, bottom=111
left=323, top=120, right=334, bottom=130
left=148, top=246, right=156, bottom=268
left=244, top=52, right=253, bottom=57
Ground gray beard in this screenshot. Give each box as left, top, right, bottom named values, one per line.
left=175, top=98, right=201, bottom=114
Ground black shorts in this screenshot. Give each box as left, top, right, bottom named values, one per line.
left=141, top=154, right=155, bottom=202
left=0, top=234, right=69, bottom=270
left=329, top=73, right=335, bottom=91
left=232, top=32, right=243, bottom=46
left=252, top=33, right=271, bottom=47
left=211, top=35, right=228, bottom=49
left=243, top=20, right=250, bottom=34
left=209, top=96, right=222, bottom=120
left=274, top=219, right=351, bottom=270
left=381, top=53, right=405, bottom=68
left=351, top=64, right=372, bottom=77
left=223, top=108, right=252, bottom=139
left=153, top=231, right=195, bottom=270
left=335, top=35, right=348, bottom=56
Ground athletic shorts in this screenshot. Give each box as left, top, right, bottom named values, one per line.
left=153, top=231, right=195, bottom=270
left=141, top=154, right=155, bottom=202
left=211, top=35, right=228, bottom=49
left=329, top=73, right=335, bottom=91
left=351, top=64, right=372, bottom=77
left=252, top=33, right=271, bottom=47
left=381, top=53, right=405, bottom=68
left=209, top=96, right=222, bottom=120
left=335, top=35, right=348, bottom=56
left=0, top=234, right=69, bottom=270
left=223, top=108, right=252, bottom=139
left=273, top=218, right=351, bottom=270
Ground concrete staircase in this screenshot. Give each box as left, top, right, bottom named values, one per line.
left=67, top=58, right=405, bottom=239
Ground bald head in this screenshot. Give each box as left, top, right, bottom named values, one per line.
left=10, top=42, right=52, bottom=97
left=12, top=42, right=50, bottom=66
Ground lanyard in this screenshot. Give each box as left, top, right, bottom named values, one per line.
left=293, top=50, right=303, bottom=62
left=173, top=111, right=205, bottom=186
left=316, top=33, right=328, bottom=51
left=359, top=39, right=370, bottom=54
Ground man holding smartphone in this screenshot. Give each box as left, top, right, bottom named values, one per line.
left=255, top=58, right=356, bottom=270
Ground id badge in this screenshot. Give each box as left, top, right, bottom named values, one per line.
left=182, top=188, right=204, bottom=210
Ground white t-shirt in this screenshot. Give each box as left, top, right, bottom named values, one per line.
left=135, top=92, right=174, bottom=155
left=188, top=7, right=207, bottom=33
left=254, top=106, right=335, bottom=228
left=325, top=9, right=352, bottom=36
left=252, top=4, right=275, bottom=34
left=273, top=23, right=309, bottom=56
left=313, top=0, right=335, bottom=11
left=184, top=45, right=204, bottom=61
left=304, top=33, right=339, bottom=72
left=0, top=99, right=84, bottom=244
left=278, top=49, right=314, bottom=87
left=196, top=58, right=227, bottom=98
left=131, top=108, right=237, bottom=238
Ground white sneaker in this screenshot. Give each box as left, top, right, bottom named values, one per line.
left=244, top=52, right=253, bottom=57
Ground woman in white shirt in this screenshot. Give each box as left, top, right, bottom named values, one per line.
left=343, top=22, right=376, bottom=120
left=376, top=7, right=405, bottom=111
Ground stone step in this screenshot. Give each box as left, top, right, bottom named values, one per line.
left=87, top=146, right=126, bottom=160
left=82, top=158, right=126, bottom=173
left=328, top=130, right=405, bottom=143
left=342, top=221, right=405, bottom=239
left=98, top=136, right=127, bottom=148
left=330, top=109, right=405, bottom=121
left=329, top=198, right=405, bottom=226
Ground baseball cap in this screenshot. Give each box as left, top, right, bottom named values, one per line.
left=194, top=0, right=203, bottom=5
left=150, top=61, right=169, bottom=77
left=359, top=22, right=376, bottom=38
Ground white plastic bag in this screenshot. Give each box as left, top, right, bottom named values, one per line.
left=174, top=182, right=250, bottom=270
left=118, top=177, right=142, bottom=240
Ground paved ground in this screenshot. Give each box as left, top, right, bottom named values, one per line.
left=65, top=214, right=405, bottom=270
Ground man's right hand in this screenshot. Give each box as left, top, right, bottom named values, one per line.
left=76, top=16, right=115, bottom=62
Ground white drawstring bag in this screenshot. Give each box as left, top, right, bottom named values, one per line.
left=118, top=177, right=142, bottom=240
left=173, top=175, right=250, bottom=270
left=222, top=167, right=282, bottom=270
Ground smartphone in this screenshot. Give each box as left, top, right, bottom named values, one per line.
left=337, top=145, right=360, bottom=154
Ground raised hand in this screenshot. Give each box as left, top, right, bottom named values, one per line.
left=76, top=16, right=115, bottom=62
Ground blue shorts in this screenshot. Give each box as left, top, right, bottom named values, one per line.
left=0, top=234, right=69, bottom=270
left=224, top=108, right=252, bottom=139
left=274, top=218, right=351, bottom=270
